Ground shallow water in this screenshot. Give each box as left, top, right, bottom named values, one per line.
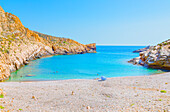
left=8, top=46, right=164, bottom=81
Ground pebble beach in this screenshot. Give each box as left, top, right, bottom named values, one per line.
left=0, top=72, right=169, bottom=112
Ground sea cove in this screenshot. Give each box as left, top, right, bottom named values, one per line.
left=1, top=1, right=170, bottom=111
left=9, top=46, right=164, bottom=81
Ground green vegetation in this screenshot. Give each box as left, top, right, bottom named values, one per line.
left=11, top=34, right=15, bottom=37
left=0, top=48, right=3, bottom=52
left=158, top=99, right=162, bottom=101
left=0, top=106, right=4, bottom=109
left=8, top=41, right=11, bottom=45
left=7, top=35, right=10, bottom=38
left=130, top=104, right=135, bottom=106
left=4, top=49, right=9, bottom=54
left=164, top=42, right=168, bottom=45
left=159, top=46, right=162, bottom=49
left=158, top=43, right=162, bottom=46
left=0, top=94, right=4, bottom=98
left=160, top=90, right=167, bottom=93
left=106, top=95, right=111, bottom=98
left=19, top=109, right=23, bottom=111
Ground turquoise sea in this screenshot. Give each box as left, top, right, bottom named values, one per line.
left=8, top=46, right=164, bottom=81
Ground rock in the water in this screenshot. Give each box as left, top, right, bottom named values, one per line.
left=26, top=74, right=35, bottom=77
left=129, top=39, right=170, bottom=70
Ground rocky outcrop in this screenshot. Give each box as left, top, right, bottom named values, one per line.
left=128, top=39, right=170, bottom=70
left=34, top=31, right=96, bottom=54
left=86, top=43, right=96, bottom=53
left=0, top=6, right=96, bottom=80
left=133, top=46, right=152, bottom=53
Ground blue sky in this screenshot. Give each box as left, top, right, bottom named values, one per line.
left=1, top=0, right=170, bottom=45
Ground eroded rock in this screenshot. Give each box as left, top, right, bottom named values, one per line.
left=129, top=39, right=170, bottom=70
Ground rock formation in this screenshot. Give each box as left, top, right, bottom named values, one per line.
left=128, top=39, right=170, bottom=70
left=133, top=46, right=152, bottom=53
left=0, top=6, right=96, bottom=80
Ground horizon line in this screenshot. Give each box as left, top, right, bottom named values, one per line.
left=96, top=44, right=149, bottom=46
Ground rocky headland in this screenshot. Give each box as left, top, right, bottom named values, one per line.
left=133, top=45, right=152, bottom=53
left=0, top=6, right=96, bottom=80
left=128, top=39, right=170, bottom=70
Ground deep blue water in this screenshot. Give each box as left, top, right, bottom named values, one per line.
left=8, top=46, right=163, bottom=81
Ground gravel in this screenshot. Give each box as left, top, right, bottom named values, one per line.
left=0, top=72, right=169, bottom=112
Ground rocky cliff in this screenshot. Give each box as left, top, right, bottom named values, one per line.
left=128, top=39, right=170, bottom=70
left=0, top=6, right=96, bottom=80
left=133, top=46, right=152, bottom=53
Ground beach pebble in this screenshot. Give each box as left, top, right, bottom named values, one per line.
left=26, top=74, right=35, bottom=77
left=86, top=106, right=90, bottom=109
left=71, top=91, right=74, bottom=95
left=32, top=96, right=36, bottom=100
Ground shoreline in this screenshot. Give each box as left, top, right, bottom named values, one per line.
left=0, top=52, right=97, bottom=82
left=3, top=70, right=168, bottom=83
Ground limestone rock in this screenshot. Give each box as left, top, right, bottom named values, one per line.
left=133, top=46, right=152, bottom=53
left=129, top=39, right=170, bottom=70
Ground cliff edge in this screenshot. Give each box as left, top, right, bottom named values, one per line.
left=0, top=6, right=96, bottom=80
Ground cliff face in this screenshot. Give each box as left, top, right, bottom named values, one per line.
left=128, top=39, right=170, bottom=70
left=0, top=6, right=96, bottom=80
left=34, top=31, right=96, bottom=54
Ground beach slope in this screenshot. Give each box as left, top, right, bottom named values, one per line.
left=0, top=73, right=169, bottom=111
